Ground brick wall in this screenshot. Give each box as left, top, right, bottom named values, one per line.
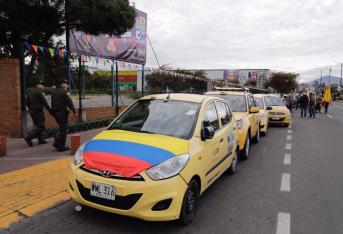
left=43, top=105, right=128, bottom=129
left=0, top=59, right=22, bottom=137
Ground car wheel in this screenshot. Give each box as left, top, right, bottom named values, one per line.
left=252, top=127, right=260, bottom=143
left=227, top=150, right=238, bottom=175
left=179, top=179, right=200, bottom=225
left=239, top=135, right=250, bottom=160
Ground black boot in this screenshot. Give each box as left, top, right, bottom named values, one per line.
left=24, top=137, right=33, bottom=147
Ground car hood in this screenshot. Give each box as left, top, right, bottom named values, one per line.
left=83, top=130, right=189, bottom=178
left=268, top=106, right=289, bottom=114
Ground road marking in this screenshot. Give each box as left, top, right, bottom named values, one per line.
left=285, top=143, right=292, bottom=150
left=286, top=135, right=292, bottom=141
left=287, top=130, right=292, bottom=134
left=280, top=173, right=291, bottom=192
left=327, top=114, right=333, bottom=119
left=276, top=212, right=291, bottom=234
left=284, top=154, right=291, bottom=165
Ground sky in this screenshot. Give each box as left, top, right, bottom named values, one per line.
left=134, top=0, right=343, bottom=83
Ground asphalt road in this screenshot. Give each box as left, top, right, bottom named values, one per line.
left=2, top=103, right=343, bottom=234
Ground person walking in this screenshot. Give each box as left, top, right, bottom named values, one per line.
left=286, top=92, right=293, bottom=114
left=51, top=80, right=76, bottom=152
left=24, top=81, right=52, bottom=147
left=323, top=101, right=330, bottom=114
left=309, top=93, right=316, bottom=118
left=316, top=94, right=323, bottom=113
left=299, top=92, right=309, bottom=117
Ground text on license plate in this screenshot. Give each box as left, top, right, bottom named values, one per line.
left=90, top=181, right=115, bottom=200
left=272, top=117, right=280, bottom=120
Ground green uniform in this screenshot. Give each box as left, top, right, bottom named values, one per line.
left=51, top=88, right=76, bottom=150
left=26, top=87, right=51, bottom=142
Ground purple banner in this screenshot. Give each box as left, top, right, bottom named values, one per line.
left=69, top=9, right=147, bottom=65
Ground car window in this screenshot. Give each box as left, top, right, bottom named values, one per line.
left=254, top=97, right=264, bottom=109
left=248, top=96, right=256, bottom=108
left=109, top=99, right=200, bottom=139
left=214, top=95, right=247, bottom=112
left=216, top=101, right=232, bottom=127
left=204, top=102, right=220, bottom=131
left=265, top=96, right=286, bottom=106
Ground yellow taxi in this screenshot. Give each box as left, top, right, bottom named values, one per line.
left=205, top=88, right=260, bottom=160
left=253, top=94, right=269, bottom=136
left=264, top=94, right=291, bottom=127
left=68, top=94, right=238, bottom=225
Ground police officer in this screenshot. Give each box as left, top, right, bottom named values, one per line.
left=24, top=81, right=52, bottom=147
left=51, top=80, right=76, bottom=152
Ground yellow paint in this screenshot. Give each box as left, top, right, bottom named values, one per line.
left=0, top=158, right=71, bottom=229
left=69, top=95, right=238, bottom=222
left=205, top=91, right=260, bottom=151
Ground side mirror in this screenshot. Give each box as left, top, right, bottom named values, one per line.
left=201, top=121, right=215, bottom=140
left=249, top=107, right=259, bottom=113
left=266, top=106, right=273, bottom=110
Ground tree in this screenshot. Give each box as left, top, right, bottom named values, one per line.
left=268, top=72, right=298, bottom=94
left=0, top=0, right=135, bottom=58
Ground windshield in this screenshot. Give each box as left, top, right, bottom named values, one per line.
left=254, top=97, right=264, bottom=109
left=215, top=95, right=247, bottom=112
left=265, top=96, right=285, bottom=106
left=109, top=99, right=200, bottom=139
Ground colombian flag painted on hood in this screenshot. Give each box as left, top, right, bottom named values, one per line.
left=83, top=130, right=189, bottom=178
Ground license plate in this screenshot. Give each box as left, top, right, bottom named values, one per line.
left=272, top=117, right=280, bottom=120
left=90, top=182, right=115, bottom=200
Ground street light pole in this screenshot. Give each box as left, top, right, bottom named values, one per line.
left=329, top=68, right=332, bottom=85
left=340, top=63, right=342, bottom=87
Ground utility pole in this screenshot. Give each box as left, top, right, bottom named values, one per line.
left=320, top=69, right=322, bottom=85
left=329, top=68, right=332, bottom=85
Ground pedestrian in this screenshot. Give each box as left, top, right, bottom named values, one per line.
left=24, top=81, right=52, bottom=147
left=316, top=94, right=322, bottom=113
left=51, top=80, right=76, bottom=152
left=323, top=101, right=330, bottom=114
left=286, top=92, right=293, bottom=116
left=299, top=92, right=309, bottom=117
left=309, top=93, right=316, bottom=118
left=295, top=94, right=300, bottom=110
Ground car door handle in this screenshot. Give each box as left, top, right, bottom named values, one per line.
left=220, top=138, right=224, bottom=143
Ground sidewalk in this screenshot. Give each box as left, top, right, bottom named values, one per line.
left=0, top=128, right=103, bottom=229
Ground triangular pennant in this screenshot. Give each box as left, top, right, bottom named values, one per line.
left=48, top=48, right=55, bottom=57
left=39, top=46, right=45, bottom=54
left=95, top=57, right=99, bottom=64
left=54, top=48, right=59, bottom=57
left=98, top=57, right=102, bottom=65
left=81, top=54, right=85, bottom=62
left=32, top=45, right=38, bottom=54
left=58, top=48, right=64, bottom=58
left=24, top=43, right=32, bottom=53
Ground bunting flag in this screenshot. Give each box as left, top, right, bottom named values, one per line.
left=54, top=48, right=59, bottom=57
left=81, top=54, right=85, bottom=62
left=32, top=45, right=38, bottom=54
left=39, top=46, right=45, bottom=54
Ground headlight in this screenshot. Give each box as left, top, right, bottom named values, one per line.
left=73, top=143, right=86, bottom=165
left=146, top=154, right=190, bottom=180
left=236, top=119, right=243, bottom=129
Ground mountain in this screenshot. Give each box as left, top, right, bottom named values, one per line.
left=307, top=75, right=342, bottom=85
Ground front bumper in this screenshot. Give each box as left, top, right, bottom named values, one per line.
left=268, top=115, right=290, bottom=124
left=260, top=119, right=268, bottom=133
left=68, top=164, right=188, bottom=221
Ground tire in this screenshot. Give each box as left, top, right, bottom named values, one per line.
left=239, top=135, right=250, bottom=161
left=179, top=179, right=200, bottom=225
left=227, top=150, right=238, bottom=175
left=285, top=123, right=290, bottom=128
left=252, top=127, right=260, bottom=143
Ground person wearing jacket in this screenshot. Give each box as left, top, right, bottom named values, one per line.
left=309, top=93, right=316, bottom=118
left=299, top=92, right=309, bottom=117
left=24, top=81, right=52, bottom=147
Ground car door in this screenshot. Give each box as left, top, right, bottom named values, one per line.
left=247, top=95, right=258, bottom=136
left=215, top=101, right=236, bottom=166
left=202, top=102, right=225, bottom=185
